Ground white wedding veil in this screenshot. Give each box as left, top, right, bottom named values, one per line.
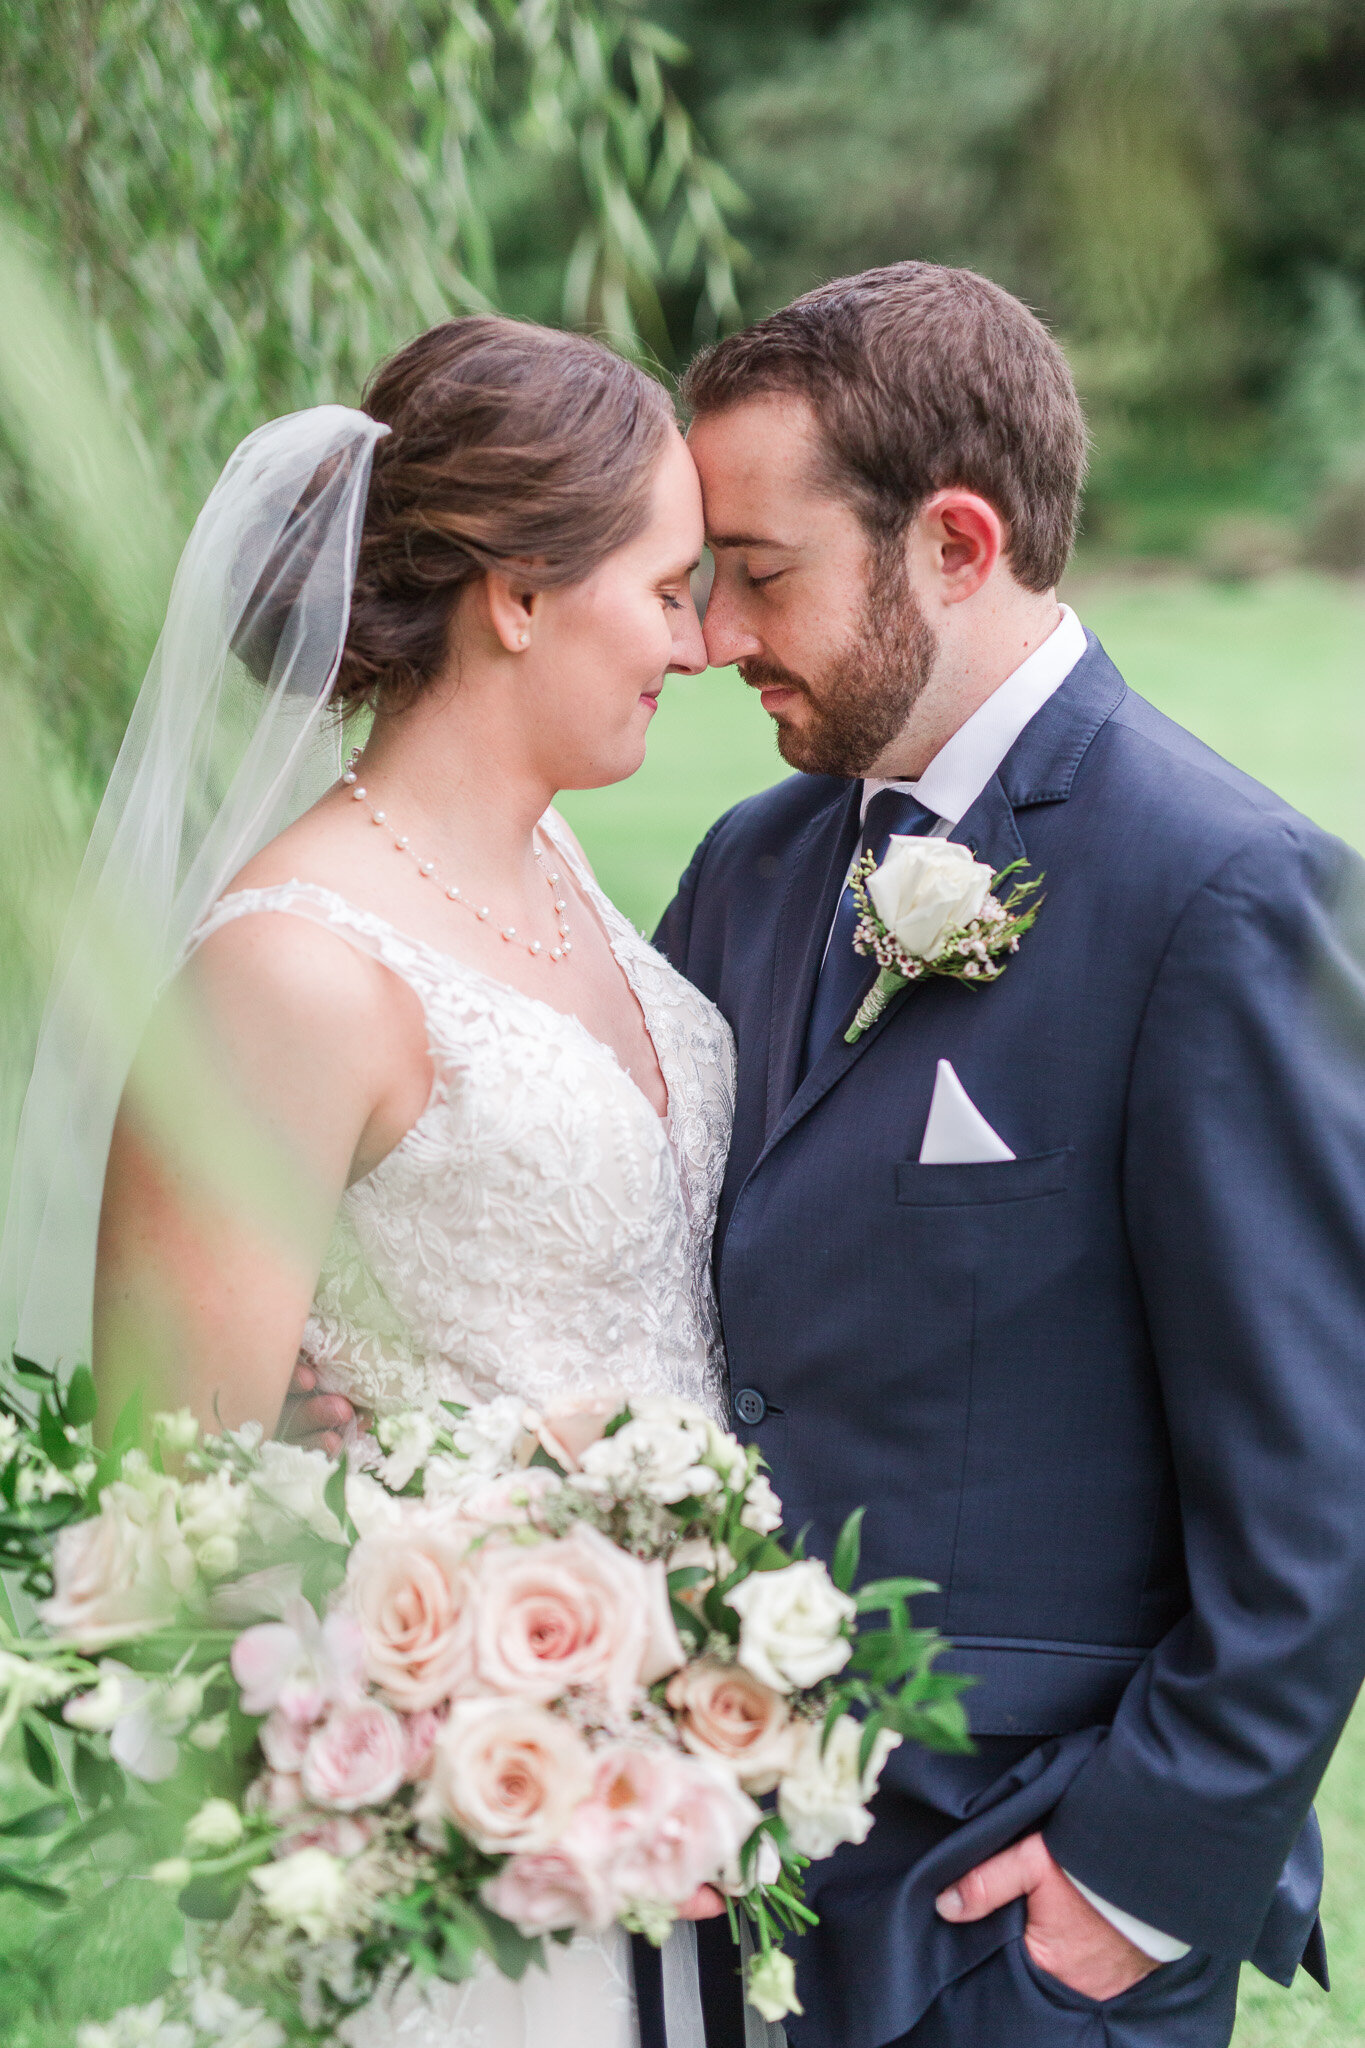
left=0, top=403, right=390, bottom=1375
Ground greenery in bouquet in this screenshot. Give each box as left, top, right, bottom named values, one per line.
left=0, top=1357, right=971, bottom=2042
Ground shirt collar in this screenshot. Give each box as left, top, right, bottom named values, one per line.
left=861, top=604, right=1087, bottom=826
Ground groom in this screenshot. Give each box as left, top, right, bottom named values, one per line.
left=654, top=262, right=1365, bottom=2047
left=284, top=262, right=1365, bottom=2046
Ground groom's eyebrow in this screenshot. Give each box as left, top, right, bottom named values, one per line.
left=706, top=530, right=797, bottom=551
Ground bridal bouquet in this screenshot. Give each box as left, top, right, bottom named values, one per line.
left=0, top=1359, right=970, bottom=2044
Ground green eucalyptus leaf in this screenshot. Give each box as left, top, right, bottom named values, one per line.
left=854, top=1577, right=938, bottom=1612
left=666, top=1565, right=710, bottom=1593
left=470, top=1900, right=545, bottom=1981
left=38, top=1403, right=78, bottom=1472
left=110, top=1388, right=143, bottom=1457
left=21, top=1720, right=58, bottom=1789
left=0, top=1802, right=69, bottom=1838
left=179, top=1872, right=244, bottom=1920
left=63, top=1365, right=98, bottom=1428
left=830, top=1506, right=865, bottom=1594
left=0, top=1867, right=67, bottom=1906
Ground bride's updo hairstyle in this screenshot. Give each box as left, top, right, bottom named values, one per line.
left=331, top=316, right=675, bottom=714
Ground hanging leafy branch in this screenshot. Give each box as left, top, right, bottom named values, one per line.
left=0, top=0, right=745, bottom=494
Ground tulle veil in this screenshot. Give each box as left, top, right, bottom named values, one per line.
left=0, top=404, right=389, bottom=1374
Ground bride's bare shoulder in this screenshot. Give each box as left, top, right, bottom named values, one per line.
left=187, top=808, right=403, bottom=1043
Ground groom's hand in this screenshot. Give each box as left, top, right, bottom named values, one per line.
left=936, top=1834, right=1159, bottom=2001
left=277, top=1360, right=361, bottom=1454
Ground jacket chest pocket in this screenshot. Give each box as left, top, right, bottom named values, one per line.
left=895, top=1147, right=1072, bottom=1208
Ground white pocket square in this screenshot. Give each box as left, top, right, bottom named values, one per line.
left=918, top=1058, right=1016, bottom=1164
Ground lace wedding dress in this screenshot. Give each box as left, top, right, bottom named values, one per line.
left=187, top=809, right=736, bottom=2048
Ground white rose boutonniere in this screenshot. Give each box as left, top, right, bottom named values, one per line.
left=845, top=837, right=1044, bottom=1041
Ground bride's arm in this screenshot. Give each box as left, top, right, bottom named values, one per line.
left=93, top=913, right=430, bottom=1440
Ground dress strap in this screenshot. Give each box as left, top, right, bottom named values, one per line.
left=184, top=880, right=452, bottom=1013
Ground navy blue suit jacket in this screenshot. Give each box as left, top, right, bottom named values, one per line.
left=656, top=638, right=1365, bottom=2040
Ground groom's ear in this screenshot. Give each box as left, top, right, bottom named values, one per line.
left=915, top=489, right=1006, bottom=606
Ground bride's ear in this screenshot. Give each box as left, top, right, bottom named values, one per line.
left=484, top=568, right=542, bottom=653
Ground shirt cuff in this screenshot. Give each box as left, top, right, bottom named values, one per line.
left=1062, top=1871, right=1193, bottom=1964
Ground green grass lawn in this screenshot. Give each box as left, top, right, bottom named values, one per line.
left=4, top=571, right=1364, bottom=2040
left=570, top=570, right=1365, bottom=2046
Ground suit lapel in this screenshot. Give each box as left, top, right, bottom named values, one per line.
left=742, top=635, right=1128, bottom=1181
left=751, top=773, right=1028, bottom=1171
left=763, top=780, right=863, bottom=1137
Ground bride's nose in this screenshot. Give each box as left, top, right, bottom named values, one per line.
left=667, top=592, right=709, bottom=676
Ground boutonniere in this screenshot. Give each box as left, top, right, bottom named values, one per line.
left=844, top=836, right=1044, bottom=1042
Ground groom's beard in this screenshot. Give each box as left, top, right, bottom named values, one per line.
left=741, top=557, right=940, bottom=779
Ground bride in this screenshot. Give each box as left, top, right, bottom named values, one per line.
left=3, top=317, right=740, bottom=2047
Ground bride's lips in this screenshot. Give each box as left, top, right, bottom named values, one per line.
left=640, top=688, right=661, bottom=718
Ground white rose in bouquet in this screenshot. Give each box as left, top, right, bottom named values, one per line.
left=343, top=1470, right=407, bottom=1541
left=866, top=837, right=994, bottom=962
left=448, top=1394, right=534, bottom=1475
left=178, top=1470, right=249, bottom=1581
left=374, top=1410, right=437, bottom=1491
left=574, top=1402, right=717, bottom=1506
left=740, top=1473, right=783, bottom=1535
left=40, top=1481, right=194, bottom=1650
left=251, top=1846, right=353, bottom=1942
left=250, top=1443, right=343, bottom=1545
left=777, top=1714, right=901, bottom=1861
left=727, top=1560, right=855, bottom=1692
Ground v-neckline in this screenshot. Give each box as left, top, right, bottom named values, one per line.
left=210, top=866, right=675, bottom=1140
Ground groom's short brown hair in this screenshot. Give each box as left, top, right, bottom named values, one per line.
left=682, top=262, right=1087, bottom=591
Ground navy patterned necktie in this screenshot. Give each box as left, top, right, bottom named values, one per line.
left=799, top=786, right=939, bottom=1080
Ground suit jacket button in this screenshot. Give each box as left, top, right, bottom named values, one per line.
left=734, top=1387, right=767, bottom=1426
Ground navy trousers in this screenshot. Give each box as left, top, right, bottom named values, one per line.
left=890, top=1940, right=1240, bottom=2047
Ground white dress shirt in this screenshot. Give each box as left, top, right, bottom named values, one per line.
left=860, top=601, right=1088, bottom=829
left=853, top=604, right=1191, bottom=1966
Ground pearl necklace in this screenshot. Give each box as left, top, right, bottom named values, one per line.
left=342, top=750, right=573, bottom=962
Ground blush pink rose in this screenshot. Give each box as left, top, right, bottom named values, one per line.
left=346, top=1525, right=473, bottom=1710
left=665, top=1658, right=797, bottom=1792
left=470, top=1525, right=683, bottom=1710
left=564, top=1744, right=760, bottom=1907
left=531, top=1392, right=625, bottom=1472
left=449, top=1469, right=562, bottom=1532
left=260, top=1708, right=310, bottom=1773
left=278, top=1810, right=374, bottom=1859
left=399, top=1707, right=444, bottom=1782
left=245, top=1770, right=303, bottom=1819
left=300, top=1697, right=408, bottom=1811
left=419, top=1698, right=594, bottom=1853
left=483, top=1843, right=615, bottom=1934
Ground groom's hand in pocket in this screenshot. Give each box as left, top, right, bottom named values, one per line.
left=277, top=1360, right=361, bottom=1455
left=936, top=1833, right=1159, bottom=2000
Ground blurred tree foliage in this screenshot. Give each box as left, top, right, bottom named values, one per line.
left=656, top=0, right=1365, bottom=530
left=0, top=0, right=743, bottom=499
left=0, top=0, right=744, bottom=1162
